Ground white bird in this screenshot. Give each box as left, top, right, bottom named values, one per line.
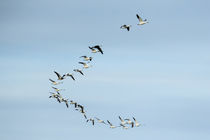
left=73, top=69, right=84, bottom=75
left=52, top=86, right=65, bottom=92
left=54, top=71, right=66, bottom=80
left=80, top=56, right=93, bottom=61
left=89, top=45, right=103, bottom=54
left=49, top=79, right=63, bottom=85
left=66, top=73, right=75, bottom=81
left=120, top=24, right=131, bottom=31
left=95, top=117, right=107, bottom=124
left=78, top=62, right=91, bottom=69
left=133, top=117, right=140, bottom=127
left=77, top=104, right=85, bottom=114
left=49, top=92, right=61, bottom=103
left=87, top=118, right=95, bottom=126
left=70, top=100, right=78, bottom=108
left=120, top=124, right=129, bottom=129
left=107, top=120, right=118, bottom=128
left=61, top=98, right=69, bottom=108
left=136, top=14, right=148, bottom=25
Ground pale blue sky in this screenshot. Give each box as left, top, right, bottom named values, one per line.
left=0, top=0, right=210, bottom=140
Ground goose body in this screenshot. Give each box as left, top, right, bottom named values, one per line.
left=79, top=62, right=91, bottom=69
left=80, top=56, right=92, bottom=61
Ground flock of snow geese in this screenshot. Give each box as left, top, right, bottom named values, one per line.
left=49, top=13, right=148, bottom=129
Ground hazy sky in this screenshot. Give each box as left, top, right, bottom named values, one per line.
left=0, top=0, right=210, bottom=140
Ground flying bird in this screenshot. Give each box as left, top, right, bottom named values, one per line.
left=107, top=120, right=118, bottom=128
left=120, top=124, right=129, bottom=129
left=136, top=14, right=148, bottom=25
left=133, top=117, right=140, bottom=127
left=61, top=98, right=69, bottom=108
left=120, top=24, right=131, bottom=31
left=125, top=119, right=132, bottom=125
left=95, top=117, right=107, bottom=124
left=52, top=86, right=65, bottom=92
left=49, top=92, right=61, bottom=103
left=80, top=56, right=93, bottom=61
left=66, top=73, right=75, bottom=81
left=54, top=71, right=66, bottom=80
left=87, top=118, right=95, bottom=126
left=70, top=100, right=78, bottom=108
left=78, top=62, right=91, bottom=69
left=73, top=69, right=84, bottom=75
left=77, top=104, right=85, bottom=113
left=89, top=45, right=103, bottom=54
left=49, top=79, right=63, bottom=85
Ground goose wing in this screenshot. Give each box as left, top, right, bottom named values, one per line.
left=119, top=116, right=123, bottom=121
left=80, top=55, right=87, bottom=58
left=107, top=120, right=112, bottom=126
left=79, top=62, right=85, bottom=65
left=127, top=26, right=130, bottom=31
left=78, top=70, right=84, bottom=75
left=136, top=14, right=143, bottom=22
left=70, top=75, right=75, bottom=80
left=54, top=71, right=61, bottom=79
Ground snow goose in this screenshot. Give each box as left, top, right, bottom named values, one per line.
left=49, top=79, right=63, bottom=85
left=133, top=117, right=140, bottom=127
left=54, top=71, right=66, bottom=80
left=107, top=120, right=118, bottom=128
left=52, top=86, right=65, bottom=92
left=70, top=100, right=78, bottom=108
left=95, top=117, right=107, bottom=124
left=89, top=45, right=103, bottom=54
left=73, top=69, right=84, bottom=75
left=136, top=14, right=148, bottom=25
left=120, top=24, right=131, bottom=31
left=80, top=56, right=92, bottom=61
left=61, top=98, right=69, bottom=108
left=78, top=62, right=91, bottom=69
left=87, top=118, right=95, bottom=126
left=120, top=124, right=129, bottom=129
left=49, top=92, right=61, bottom=103
left=66, top=73, right=75, bottom=81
